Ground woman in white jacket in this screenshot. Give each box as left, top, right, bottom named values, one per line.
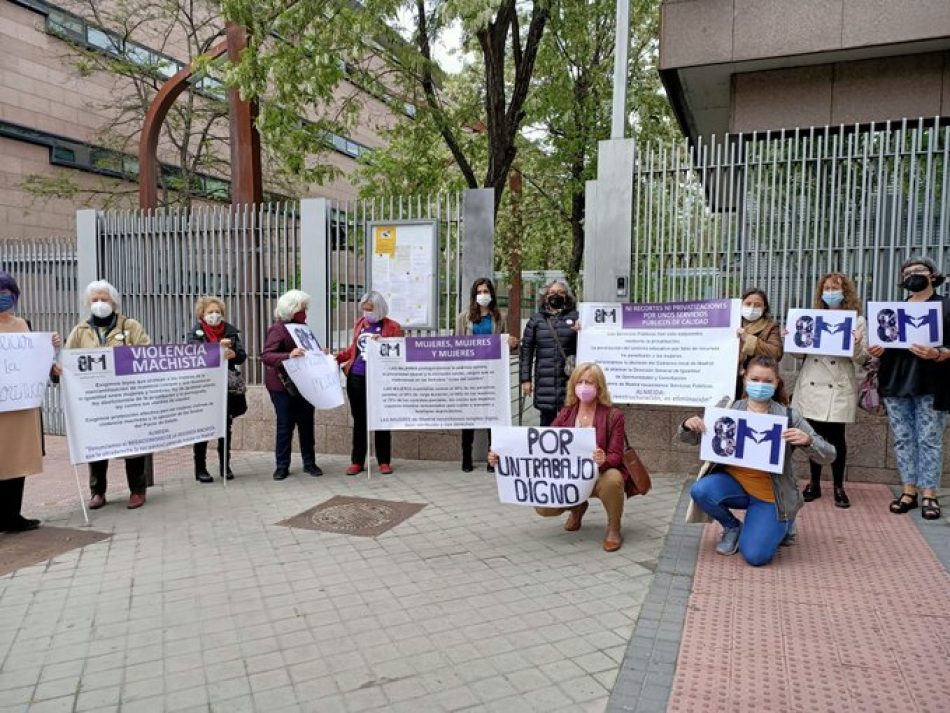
left=790, top=273, right=868, bottom=508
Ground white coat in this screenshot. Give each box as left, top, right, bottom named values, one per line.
left=790, top=315, right=868, bottom=423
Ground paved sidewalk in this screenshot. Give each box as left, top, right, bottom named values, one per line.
left=1, top=439, right=687, bottom=713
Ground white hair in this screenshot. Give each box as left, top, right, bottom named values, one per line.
left=83, top=280, right=121, bottom=313
left=359, top=290, right=389, bottom=319
left=274, top=289, right=311, bottom=321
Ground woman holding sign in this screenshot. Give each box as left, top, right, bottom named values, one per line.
left=263, top=290, right=324, bottom=481
left=336, top=291, right=403, bottom=475
left=520, top=280, right=579, bottom=427
left=735, top=288, right=783, bottom=399
left=869, top=257, right=950, bottom=521
left=65, top=280, right=151, bottom=510
left=790, top=273, right=868, bottom=508
left=455, top=278, right=519, bottom=472
left=187, top=296, right=247, bottom=482
left=490, top=363, right=628, bottom=552
left=0, top=272, right=61, bottom=532
left=680, top=356, right=835, bottom=566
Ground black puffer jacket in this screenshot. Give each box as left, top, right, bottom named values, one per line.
left=519, top=308, right=579, bottom=412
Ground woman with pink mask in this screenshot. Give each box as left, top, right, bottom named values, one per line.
left=336, top=291, right=404, bottom=475
left=489, top=362, right=629, bottom=552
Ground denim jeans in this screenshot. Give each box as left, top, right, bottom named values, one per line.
left=883, top=394, right=946, bottom=491
left=690, top=471, right=791, bottom=567
left=268, top=390, right=316, bottom=470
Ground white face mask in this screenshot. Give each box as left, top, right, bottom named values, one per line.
left=741, top=306, right=763, bottom=321
left=90, top=300, right=114, bottom=319
left=475, top=294, right=492, bottom=307
left=204, top=312, right=223, bottom=326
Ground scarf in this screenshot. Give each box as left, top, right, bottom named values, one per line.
left=201, top=320, right=226, bottom=342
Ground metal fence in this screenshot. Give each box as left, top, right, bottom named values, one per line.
left=0, top=236, right=78, bottom=434
left=631, top=119, right=949, bottom=314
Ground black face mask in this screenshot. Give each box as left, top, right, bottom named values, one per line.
left=547, top=294, right=566, bottom=310
left=902, top=274, right=930, bottom=293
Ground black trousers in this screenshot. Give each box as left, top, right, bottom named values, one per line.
left=539, top=409, right=558, bottom=427
left=0, top=477, right=27, bottom=527
left=193, top=415, right=234, bottom=468
left=346, top=373, right=391, bottom=465
left=89, top=457, right=148, bottom=496
left=806, top=419, right=848, bottom=487
left=461, top=429, right=491, bottom=457
left=269, top=390, right=315, bottom=470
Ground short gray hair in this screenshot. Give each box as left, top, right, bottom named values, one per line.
left=359, top=290, right=389, bottom=319
left=274, top=289, right=311, bottom=321
left=83, top=280, right=121, bottom=313
left=542, top=279, right=576, bottom=308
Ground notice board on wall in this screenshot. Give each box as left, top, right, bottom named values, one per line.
left=367, top=221, right=439, bottom=330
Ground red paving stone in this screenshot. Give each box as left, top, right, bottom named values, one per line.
left=22, top=435, right=192, bottom=516
left=668, top=482, right=950, bottom=713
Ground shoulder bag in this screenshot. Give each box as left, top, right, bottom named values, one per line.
left=545, top=316, right=576, bottom=376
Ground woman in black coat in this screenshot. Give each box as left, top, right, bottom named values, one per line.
left=187, top=296, right=247, bottom=482
left=519, top=280, right=580, bottom=426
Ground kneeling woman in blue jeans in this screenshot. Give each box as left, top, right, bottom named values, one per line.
left=678, top=356, right=836, bottom=566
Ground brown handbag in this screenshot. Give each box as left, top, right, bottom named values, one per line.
left=622, top=432, right=652, bottom=497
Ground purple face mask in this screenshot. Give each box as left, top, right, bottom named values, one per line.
left=575, top=384, right=598, bottom=403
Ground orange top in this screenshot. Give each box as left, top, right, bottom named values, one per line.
left=725, top=465, right=775, bottom=502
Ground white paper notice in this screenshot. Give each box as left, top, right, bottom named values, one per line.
left=698, top=407, right=788, bottom=474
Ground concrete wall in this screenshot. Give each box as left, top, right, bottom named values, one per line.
left=730, top=51, right=950, bottom=133
left=231, top=386, right=950, bottom=486
left=660, top=0, right=950, bottom=70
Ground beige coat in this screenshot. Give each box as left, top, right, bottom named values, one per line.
left=791, top=315, right=868, bottom=423
left=65, top=314, right=150, bottom=349
left=0, top=317, right=44, bottom=479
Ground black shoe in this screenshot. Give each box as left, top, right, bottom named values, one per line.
left=223, top=467, right=235, bottom=481
left=802, top=483, right=821, bottom=502
left=195, top=467, right=213, bottom=483
left=2, top=517, right=41, bottom=533
left=486, top=464, right=495, bottom=473
left=273, top=468, right=290, bottom=481
left=461, top=457, right=474, bottom=473
left=833, top=487, right=850, bottom=509
left=304, top=464, right=323, bottom=477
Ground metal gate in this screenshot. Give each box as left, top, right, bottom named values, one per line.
left=631, top=119, right=949, bottom=312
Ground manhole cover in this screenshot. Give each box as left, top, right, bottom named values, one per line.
left=278, top=496, right=426, bottom=537
left=0, top=526, right=111, bottom=577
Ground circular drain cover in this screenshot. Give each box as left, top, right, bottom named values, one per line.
left=311, top=502, right=395, bottom=532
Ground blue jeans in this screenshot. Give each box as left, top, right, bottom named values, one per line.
left=883, top=395, right=946, bottom=491
left=268, top=390, right=316, bottom=470
left=690, top=471, right=791, bottom=567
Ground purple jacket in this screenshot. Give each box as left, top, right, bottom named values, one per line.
left=261, top=321, right=297, bottom=393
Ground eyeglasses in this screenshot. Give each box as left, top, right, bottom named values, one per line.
left=901, top=268, right=931, bottom=278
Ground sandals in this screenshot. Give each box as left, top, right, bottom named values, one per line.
left=889, top=492, right=918, bottom=514
left=921, top=496, right=942, bottom=521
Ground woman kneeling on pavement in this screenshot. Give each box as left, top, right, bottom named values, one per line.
left=679, top=356, right=835, bottom=566
left=489, top=362, right=628, bottom=552
left=65, top=280, right=151, bottom=510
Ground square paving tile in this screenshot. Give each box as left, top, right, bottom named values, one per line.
left=277, top=495, right=426, bottom=537
left=0, top=526, right=110, bottom=576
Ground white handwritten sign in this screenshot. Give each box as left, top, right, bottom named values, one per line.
left=490, top=426, right=598, bottom=507
left=699, top=407, right=788, bottom=474
left=283, top=353, right=345, bottom=410
left=0, top=332, right=54, bottom=413
left=867, top=301, right=943, bottom=349
left=783, top=309, right=857, bottom=357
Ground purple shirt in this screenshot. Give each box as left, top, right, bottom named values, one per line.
left=350, top=321, right=383, bottom=376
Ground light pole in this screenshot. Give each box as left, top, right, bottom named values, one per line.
left=611, top=0, right=630, bottom=140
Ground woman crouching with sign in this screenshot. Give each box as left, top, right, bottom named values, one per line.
left=489, top=363, right=628, bottom=552
left=679, top=356, right=835, bottom=566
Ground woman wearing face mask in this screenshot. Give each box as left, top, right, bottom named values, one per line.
left=262, top=290, right=324, bottom=480
left=455, top=278, right=520, bottom=472
left=65, top=280, right=151, bottom=510
left=790, top=273, right=868, bottom=508
left=868, top=257, right=950, bottom=520
left=0, top=272, right=62, bottom=533
left=520, top=280, right=579, bottom=426
left=187, top=296, right=247, bottom=482
left=335, top=291, right=403, bottom=475
left=736, top=288, right=783, bottom=399
left=488, top=363, right=628, bottom=551
left=679, top=356, right=835, bottom=566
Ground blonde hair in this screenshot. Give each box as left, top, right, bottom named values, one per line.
left=565, top=362, right=612, bottom=408
left=194, top=296, right=226, bottom=320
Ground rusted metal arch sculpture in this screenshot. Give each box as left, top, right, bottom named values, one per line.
left=138, top=24, right=262, bottom=209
